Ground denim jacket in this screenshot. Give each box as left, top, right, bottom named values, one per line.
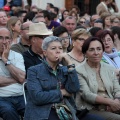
left=24, top=61, right=80, bottom=120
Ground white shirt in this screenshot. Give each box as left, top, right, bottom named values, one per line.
left=0, top=50, right=25, bottom=97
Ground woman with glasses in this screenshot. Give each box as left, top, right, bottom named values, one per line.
left=96, top=30, right=120, bottom=70
left=111, top=15, right=120, bottom=27
left=76, top=36, right=120, bottom=120
left=78, top=17, right=86, bottom=28
left=63, top=28, right=91, bottom=67
left=53, top=26, right=70, bottom=53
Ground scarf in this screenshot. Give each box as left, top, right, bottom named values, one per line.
left=103, top=48, right=120, bottom=69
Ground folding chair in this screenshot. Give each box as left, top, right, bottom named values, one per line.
left=23, top=82, right=27, bottom=105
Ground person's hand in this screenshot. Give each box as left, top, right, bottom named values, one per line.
left=108, top=99, right=120, bottom=112
left=59, top=53, right=72, bottom=65
left=1, top=41, right=11, bottom=63
left=60, top=89, right=71, bottom=97
left=111, top=2, right=116, bottom=6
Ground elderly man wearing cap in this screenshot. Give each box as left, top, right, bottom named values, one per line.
left=23, top=22, right=52, bottom=75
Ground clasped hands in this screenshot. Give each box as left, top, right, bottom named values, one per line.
left=107, top=99, right=120, bottom=113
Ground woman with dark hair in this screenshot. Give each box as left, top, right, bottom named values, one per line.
left=76, top=36, right=120, bottom=120
left=60, top=10, right=69, bottom=22
left=53, top=26, right=69, bottom=52
left=111, top=26, right=120, bottom=51
left=96, top=30, right=120, bottom=69
left=23, top=11, right=36, bottom=22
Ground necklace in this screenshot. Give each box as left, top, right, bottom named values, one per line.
left=68, top=53, right=85, bottom=63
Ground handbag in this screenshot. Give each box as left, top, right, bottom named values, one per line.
left=55, top=103, right=72, bottom=120
left=55, top=98, right=78, bottom=120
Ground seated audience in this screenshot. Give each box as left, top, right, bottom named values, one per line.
left=24, top=36, right=80, bottom=120
left=24, top=36, right=105, bottom=120
left=76, top=36, right=120, bottom=120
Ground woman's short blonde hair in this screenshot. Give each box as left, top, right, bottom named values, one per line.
left=71, top=28, right=91, bottom=40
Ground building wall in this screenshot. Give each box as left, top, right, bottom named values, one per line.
left=115, top=0, right=120, bottom=13
left=32, top=0, right=65, bottom=9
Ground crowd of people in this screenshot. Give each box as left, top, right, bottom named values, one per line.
left=0, top=0, right=120, bottom=120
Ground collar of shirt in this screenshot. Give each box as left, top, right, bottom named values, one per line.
left=28, top=46, right=42, bottom=59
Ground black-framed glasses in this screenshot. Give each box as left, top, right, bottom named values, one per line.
left=113, top=21, right=120, bottom=23
left=34, top=35, right=48, bottom=39
left=61, top=36, right=70, bottom=41
left=79, top=21, right=85, bottom=24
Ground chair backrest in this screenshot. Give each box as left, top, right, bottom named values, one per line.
left=23, top=82, right=27, bottom=105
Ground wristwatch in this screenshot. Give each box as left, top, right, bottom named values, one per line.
left=67, top=64, right=75, bottom=69
left=5, top=60, right=11, bottom=66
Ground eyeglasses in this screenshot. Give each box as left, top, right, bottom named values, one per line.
left=61, top=36, right=70, bottom=41
left=102, top=38, right=113, bottom=43
left=113, top=21, right=120, bottom=23
left=0, top=36, right=10, bottom=41
left=34, top=35, right=48, bottom=39
left=77, top=38, right=86, bottom=42
left=79, top=21, right=85, bottom=24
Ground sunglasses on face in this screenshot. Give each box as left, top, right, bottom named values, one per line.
left=79, top=21, right=85, bottom=24
left=34, top=35, right=48, bottom=39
